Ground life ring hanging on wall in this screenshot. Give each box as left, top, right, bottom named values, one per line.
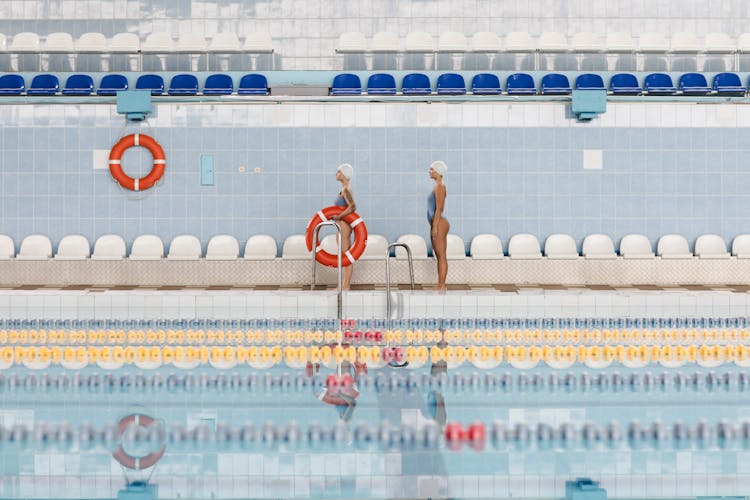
left=305, top=205, right=368, bottom=267
left=109, top=133, right=166, bottom=191
left=112, top=413, right=166, bottom=470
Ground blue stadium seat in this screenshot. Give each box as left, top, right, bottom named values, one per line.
left=506, top=73, right=536, bottom=95
left=678, top=73, right=711, bottom=96
left=237, top=74, right=268, bottom=95
left=27, top=74, right=60, bottom=95
left=541, top=73, right=572, bottom=95
left=0, top=74, right=25, bottom=95
left=575, top=73, right=606, bottom=90
left=366, top=73, right=396, bottom=95
left=436, top=73, right=466, bottom=95
left=401, top=73, right=431, bottom=95
left=713, top=72, right=746, bottom=96
left=203, top=74, right=234, bottom=95
left=644, top=73, right=677, bottom=95
left=331, top=73, right=361, bottom=95
left=62, top=74, right=94, bottom=95
left=135, top=74, right=165, bottom=95
left=471, top=73, right=501, bottom=95
left=609, top=73, right=642, bottom=95
left=96, top=74, right=128, bottom=96
left=167, top=74, right=199, bottom=95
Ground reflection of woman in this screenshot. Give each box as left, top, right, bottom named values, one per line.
left=427, top=161, right=449, bottom=291
left=331, top=163, right=356, bottom=290
left=307, top=347, right=367, bottom=422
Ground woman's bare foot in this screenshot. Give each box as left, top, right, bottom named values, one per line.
left=435, top=284, right=447, bottom=292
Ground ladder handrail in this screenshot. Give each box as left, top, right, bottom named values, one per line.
left=310, top=221, right=343, bottom=321
left=385, top=242, right=414, bottom=368
left=385, top=242, right=415, bottom=320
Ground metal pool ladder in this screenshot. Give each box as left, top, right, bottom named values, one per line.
left=385, top=242, right=415, bottom=320
left=310, top=220, right=343, bottom=320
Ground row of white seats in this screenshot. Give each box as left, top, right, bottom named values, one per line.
left=1, top=233, right=748, bottom=261
left=338, top=31, right=746, bottom=55
left=0, top=32, right=273, bottom=54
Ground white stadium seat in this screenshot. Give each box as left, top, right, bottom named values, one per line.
left=10, top=32, right=40, bottom=52
left=243, top=33, right=274, bottom=53
left=76, top=32, right=107, bottom=52
left=470, top=32, right=501, bottom=52
left=732, top=235, right=750, bottom=258
left=438, top=32, right=467, bottom=52
left=582, top=234, right=616, bottom=259
left=508, top=233, right=542, bottom=259
left=371, top=32, right=400, bottom=52
left=281, top=235, right=311, bottom=259
left=503, top=32, right=536, bottom=52
left=168, top=235, right=202, bottom=260
left=109, top=32, right=140, bottom=53
left=244, top=235, right=277, bottom=259
left=694, top=234, right=730, bottom=259
left=704, top=32, right=734, bottom=53
left=92, top=234, right=126, bottom=260
left=337, top=32, right=367, bottom=53
left=470, top=234, right=503, bottom=259
left=544, top=234, right=578, bottom=259
left=619, top=234, right=655, bottom=259
left=130, top=235, right=164, bottom=260
left=570, top=32, right=603, bottom=52
left=17, top=235, right=52, bottom=260
left=638, top=32, right=670, bottom=53
left=16, top=234, right=52, bottom=260
left=670, top=32, right=702, bottom=53
left=537, top=32, right=568, bottom=52
left=206, top=235, right=240, bottom=260
left=405, top=32, right=434, bottom=52
left=657, top=234, right=692, bottom=259
left=209, top=32, right=241, bottom=52
left=395, top=234, right=428, bottom=259
left=446, top=234, right=466, bottom=259
left=360, top=234, right=388, bottom=260
left=605, top=32, right=636, bottom=52
left=54, top=235, right=90, bottom=260
left=0, top=235, right=15, bottom=259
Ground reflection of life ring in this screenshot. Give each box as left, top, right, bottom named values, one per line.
left=109, top=134, right=166, bottom=191
left=305, top=205, right=368, bottom=267
left=112, top=414, right=166, bottom=470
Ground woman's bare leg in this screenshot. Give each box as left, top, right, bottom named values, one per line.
left=432, top=219, right=450, bottom=290
left=338, top=222, right=353, bottom=290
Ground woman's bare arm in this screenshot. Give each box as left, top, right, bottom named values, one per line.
left=431, top=184, right=446, bottom=236
left=333, top=188, right=357, bottom=220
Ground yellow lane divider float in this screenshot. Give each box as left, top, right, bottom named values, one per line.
left=1, top=344, right=749, bottom=370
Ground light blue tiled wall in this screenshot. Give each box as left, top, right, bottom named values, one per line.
left=1, top=101, right=750, bottom=254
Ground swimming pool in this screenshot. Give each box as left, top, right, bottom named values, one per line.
left=2, top=289, right=750, bottom=500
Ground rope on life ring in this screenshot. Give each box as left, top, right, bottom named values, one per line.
left=112, top=413, right=166, bottom=470
left=109, top=134, right=166, bottom=191
left=305, top=205, right=368, bottom=267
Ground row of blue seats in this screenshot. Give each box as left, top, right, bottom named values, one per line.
left=335, top=72, right=749, bottom=96
left=0, top=73, right=269, bottom=96
left=1, top=71, right=746, bottom=97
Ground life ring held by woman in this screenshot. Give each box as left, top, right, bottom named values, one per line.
left=109, top=133, right=166, bottom=191
left=112, top=413, right=166, bottom=470
left=305, top=205, right=368, bottom=268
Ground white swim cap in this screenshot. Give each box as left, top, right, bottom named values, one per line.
left=337, top=163, right=354, bottom=180
left=430, top=160, right=447, bottom=177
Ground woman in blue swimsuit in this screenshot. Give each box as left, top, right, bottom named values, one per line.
left=428, top=161, right=449, bottom=291
left=331, top=163, right=356, bottom=290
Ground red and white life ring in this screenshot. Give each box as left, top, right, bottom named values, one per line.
left=305, top=205, right=368, bottom=267
left=109, top=133, right=166, bottom=191
left=112, top=413, right=166, bottom=470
